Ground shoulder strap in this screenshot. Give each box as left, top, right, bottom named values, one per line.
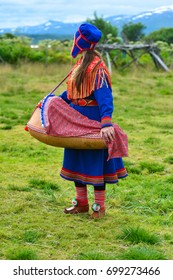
left=50, top=70, right=72, bottom=94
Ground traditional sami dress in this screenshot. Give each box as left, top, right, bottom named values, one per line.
left=59, top=55, right=128, bottom=186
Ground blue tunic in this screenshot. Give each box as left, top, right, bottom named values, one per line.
left=59, top=82, right=128, bottom=186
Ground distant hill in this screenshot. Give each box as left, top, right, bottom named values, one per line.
left=107, top=6, right=173, bottom=34
left=0, top=21, right=78, bottom=42
left=0, top=6, right=173, bottom=42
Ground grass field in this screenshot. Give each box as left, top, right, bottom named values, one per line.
left=0, top=63, right=173, bottom=260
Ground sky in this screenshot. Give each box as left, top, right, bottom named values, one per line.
left=0, top=0, right=173, bottom=28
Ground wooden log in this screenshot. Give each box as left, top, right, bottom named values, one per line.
left=149, top=50, right=170, bottom=72
left=105, top=51, right=112, bottom=73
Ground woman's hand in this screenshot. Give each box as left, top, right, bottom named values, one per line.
left=100, top=126, right=115, bottom=142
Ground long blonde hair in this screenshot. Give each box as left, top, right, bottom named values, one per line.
left=74, top=50, right=102, bottom=92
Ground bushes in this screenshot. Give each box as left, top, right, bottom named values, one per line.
left=0, top=35, right=71, bottom=64
left=0, top=33, right=172, bottom=67
left=0, top=38, right=31, bottom=64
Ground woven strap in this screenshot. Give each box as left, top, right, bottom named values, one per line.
left=50, top=71, right=72, bottom=94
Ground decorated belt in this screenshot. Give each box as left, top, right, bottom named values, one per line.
left=72, top=99, right=98, bottom=106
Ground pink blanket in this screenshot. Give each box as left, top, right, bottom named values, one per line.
left=43, top=96, right=128, bottom=160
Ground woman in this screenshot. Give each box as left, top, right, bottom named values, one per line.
left=59, top=23, right=128, bottom=219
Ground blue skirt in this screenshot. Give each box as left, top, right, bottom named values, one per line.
left=60, top=104, right=128, bottom=186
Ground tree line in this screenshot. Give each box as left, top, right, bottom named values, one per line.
left=87, top=12, right=173, bottom=44
left=0, top=13, right=173, bottom=65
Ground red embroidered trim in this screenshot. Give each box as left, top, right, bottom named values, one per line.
left=60, top=167, right=127, bottom=184
left=101, top=117, right=112, bottom=124
left=61, top=167, right=102, bottom=179
left=116, top=168, right=128, bottom=177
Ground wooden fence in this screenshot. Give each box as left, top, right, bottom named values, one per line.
left=97, top=43, right=169, bottom=72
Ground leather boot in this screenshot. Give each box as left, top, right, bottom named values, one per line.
left=64, top=204, right=89, bottom=214
left=89, top=209, right=105, bottom=219
left=89, top=203, right=105, bottom=219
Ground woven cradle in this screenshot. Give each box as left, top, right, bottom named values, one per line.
left=27, top=106, right=107, bottom=149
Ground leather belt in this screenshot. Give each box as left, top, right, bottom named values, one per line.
left=72, top=99, right=98, bottom=106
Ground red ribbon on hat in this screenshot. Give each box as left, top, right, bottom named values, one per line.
left=73, top=28, right=98, bottom=53
left=78, top=28, right=98, bottom=45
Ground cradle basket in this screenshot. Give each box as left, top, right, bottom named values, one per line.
left=27, top=107, right=107, bottom=149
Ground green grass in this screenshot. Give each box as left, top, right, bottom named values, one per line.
left=0, top=63, right=173, bottom=260
left=7, top=248, right=39, bottom=260
left=118, top=226, right=160, bottom=244
left=165, top=156, right=173, bottom=164
left=119, top=246, right=167, bottom=260
left=29, top=178, right=60, bottom=191
left=140, top=161, right=165, bottom=173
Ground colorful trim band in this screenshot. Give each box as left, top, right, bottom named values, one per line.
left=101, top=116, right=112, bottom=124
left=60, top=167, right=128, bottom=186
left=101, top=116, right=112, bottom=128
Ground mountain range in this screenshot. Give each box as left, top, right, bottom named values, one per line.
left=0, top=6, right=173, bottom=41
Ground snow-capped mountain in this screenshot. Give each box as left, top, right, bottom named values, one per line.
left=0, top=6, right=173, bottom=39
left=0, top=20, right=79, bottom=39
left=107, top=6, right=173, bottom=34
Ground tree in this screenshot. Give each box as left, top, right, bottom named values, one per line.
left=121, top=22, right=146, bottom=42
left=145, top=28, right=173, bottom=44
left=2, top=33, right=17, bottom=39
left=87, top=12, right=118, bottom=43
